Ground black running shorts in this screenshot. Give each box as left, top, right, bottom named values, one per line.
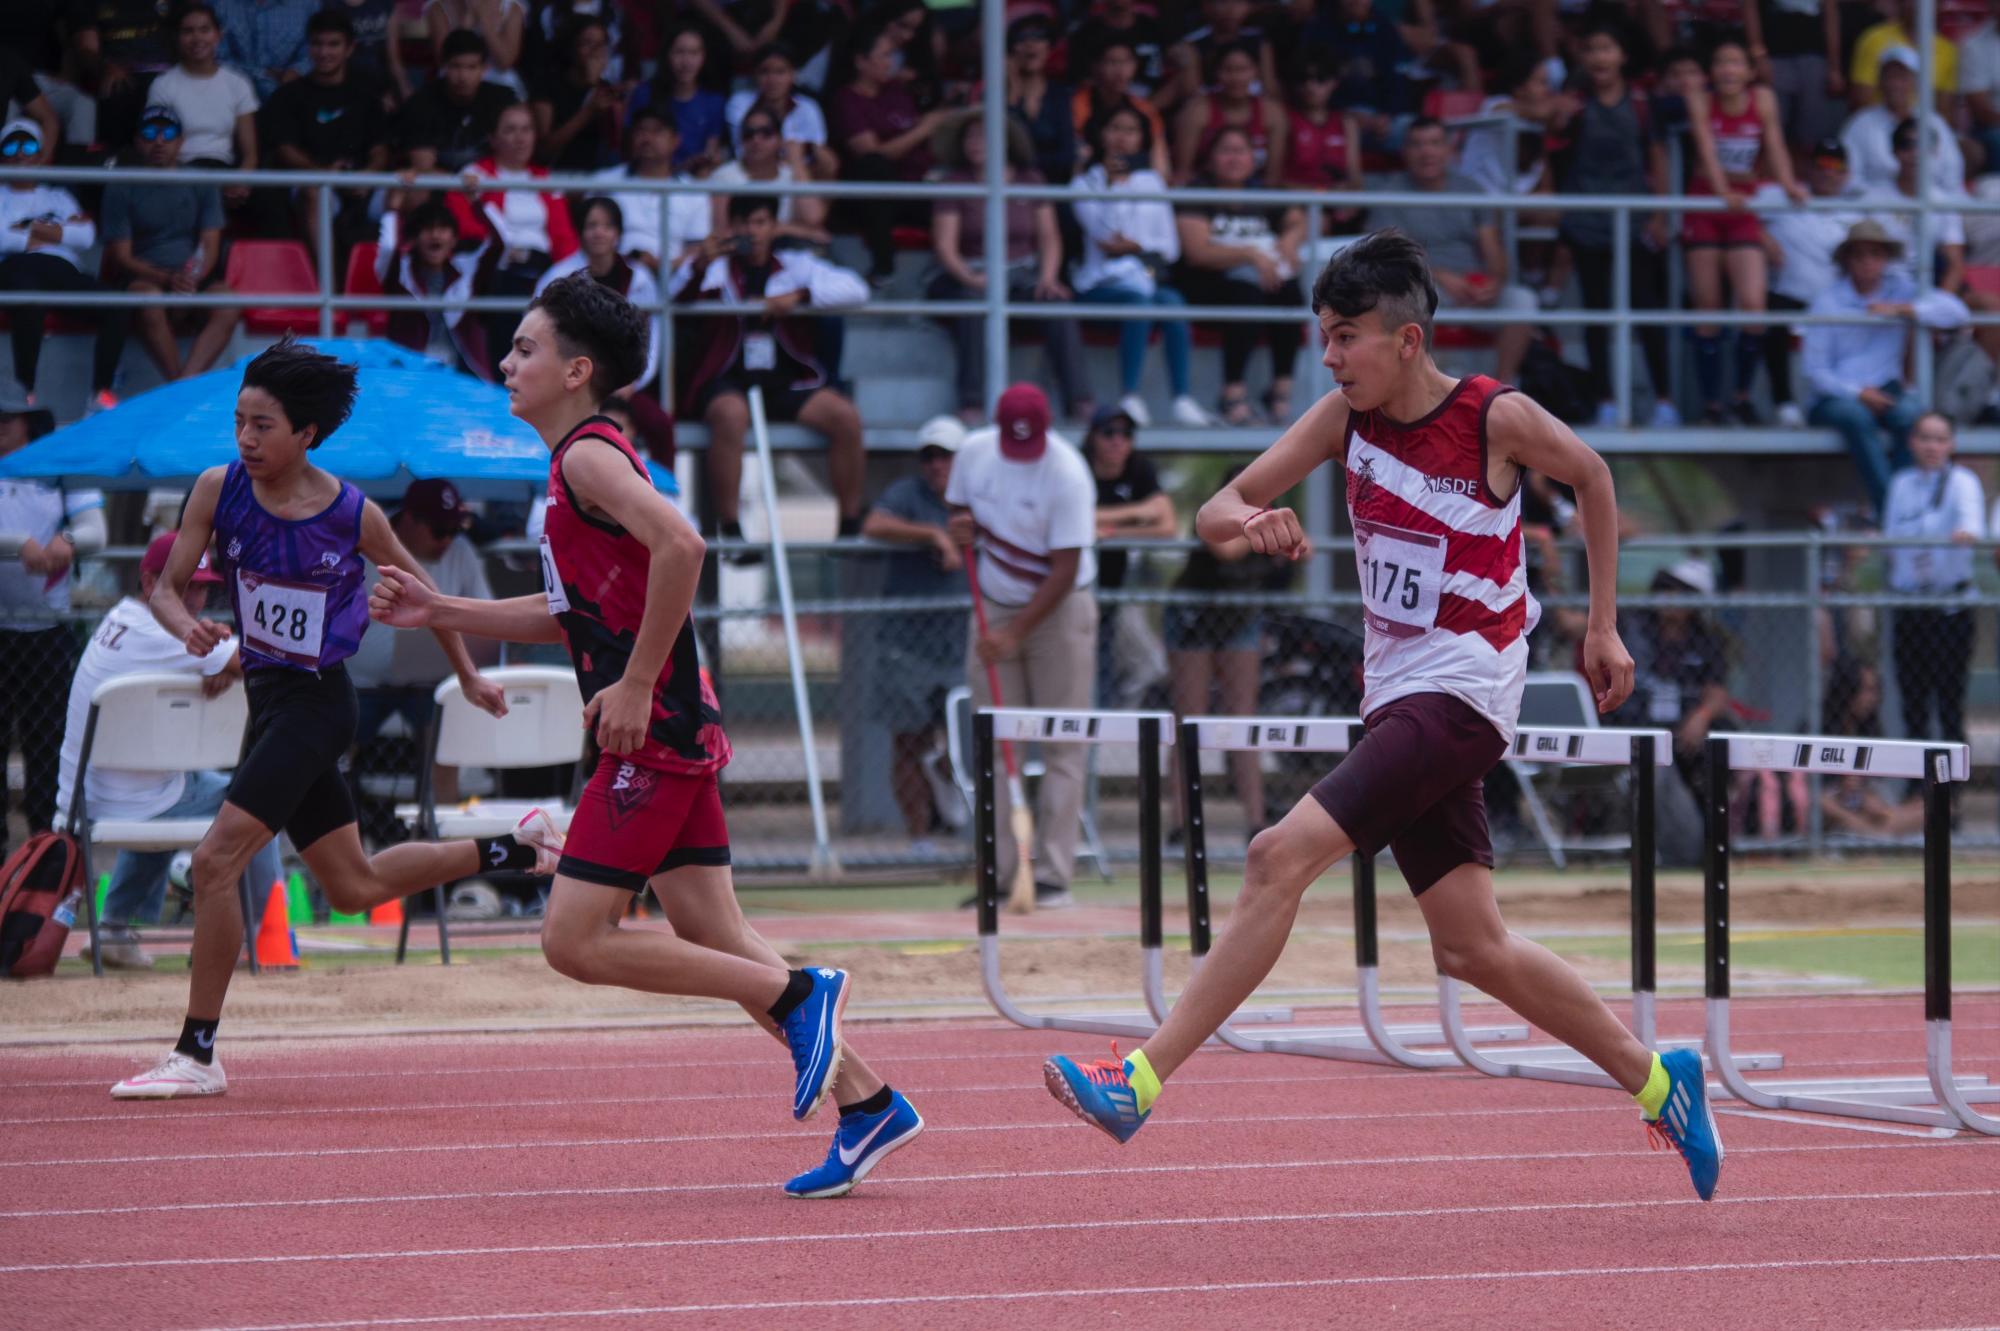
left=227, top=663, right=360, bottom=852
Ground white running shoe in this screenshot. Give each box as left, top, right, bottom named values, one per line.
left=1171, top=394, right=1218, bottom=427
left=514, top=808, right=565, bottom=876
left=1649, top=400, right=1682, bottom=428
left=1775, top=402, right=1806, bottom=429
left=1116, top=393, right=1151, bottom=428
left=111, top=1050, right=227, bottom=1099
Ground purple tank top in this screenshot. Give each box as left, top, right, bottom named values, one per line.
left=212, top=461, right=370, bottom=671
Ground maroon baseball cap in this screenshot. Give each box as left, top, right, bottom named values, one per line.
left=142, top=531, right=221, bottom=583
left=995, top=383, right=1050, bottom=460
left=401, top=477, right=473, bottom=532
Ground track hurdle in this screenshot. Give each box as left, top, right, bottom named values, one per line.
left=1168, top=717, right=1528, bottom=1068
left=1703, top=734, right=1999, bottom=1134
left=972, top=706, right=1293, bottom=1039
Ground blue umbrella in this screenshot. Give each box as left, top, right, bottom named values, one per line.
left=0, top=339, right=677, bottom=499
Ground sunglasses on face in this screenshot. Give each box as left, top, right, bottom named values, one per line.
left=0, top=135, right=41, bottom=158
left=139, top=122, right=182, bottom=142
left=1095, top=424, right=1133, bottom=438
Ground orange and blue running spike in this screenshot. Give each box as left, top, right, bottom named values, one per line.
left=1644, top=1048, right=1725, bottom=1200
left=1044, top=1044, right=1150, bottom=1143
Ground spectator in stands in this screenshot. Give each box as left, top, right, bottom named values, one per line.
left=148, top=2, right=260, bottom=214
left=1068, top=0, right=1171, bottom=102
left=1281, top=48, right=1363, bottom=207
left=1962, top=11, right=2000, bottom=172
left=0, top=378, right=103, bottom=858
left=1555, top=18, right=1676, bottom=426
left=1848, top=0, right=1957, bottom=117
left=689, top=0, right=842, bottom=80
left=1073, top=105, right=1209, bottom=429
left=346, top=480, right=496, bottom=805
left=529, top=14, right=622, bottom=173
left=93, top=0, right=180, bottom=151
left=1862, top=116, right=1969, bottom=295
left=1315, top=0, right=1418, bottom=153
left=261, top=9, right=389, bottom=274
left=708, top=103, right=827, bottom=248
left=1164, top=0, right=1277, bottom=109
left=1366, top=117, right=1537, bottom=384
left=1818, top=656, right=1926, bottom=838
left=592, top=106, right=711, bottom=273
left=1004, top=15, right=1077, bottom=185
left=1842, top=46, right=1966, bottom=194
left=833, top=19, right=946, bottom=283
left=725, top=42, right=834, bottom=173
left=1742, top=0, right=1847, bottom=152
left=399, top=29, right=517, bottom=175
left=375, top=200, right=491, bottom=377
left=533, top=196, right=663, bottom=395
left=870, top=0, right=943, bottom=107
left=213, top=0, right=313, bottom=99
left=1173, top=125, right=1305, bottom=425
left=1883, top=410, right=1982, bottom=752
left=423, top=0, right=525, bottom=97
left=1072, top=35, right=1171, bottom=178
left=0, top=42, right=61, bottom=161
left=525, top=0, right=626, bottom=93
left=98, top=105, right=240, bottom=383
left=1167, top=462, right=1290, bottom=842
left=449, top=102, right=578, bottom=377
left=1611, top=556, right=1732, bottom=801
left=628, top=22, right=726, bottom=174
left=1084, top=402, right=1174, bottom=707
left=1683, top=36, right=1805, bottom=427
left=0, top=120, right=119, bottom=408
left=1170, top=40, right=1286, bottom=185
left=326, top=0, right=406, bottom=97
left=926, top=109, right=1087, bottom=426
left=53, top=532, right=278, bottom=969
left=1803, top=220, right=1968, bottom=513
left=861, top=414, right=968, bottom=849
left=674, top=194, right=869, bottom=545
left=1459, top=50, right=1561, bottom=200
left=945, top=383, right=1098, bottom=910
left=1761, top=138, right=1867, bottom=430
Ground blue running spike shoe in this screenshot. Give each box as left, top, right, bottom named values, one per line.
left=783, top=1091, right=924, bottom=1199
left=780, top=967, right=849, bottom=1121
left=1646, top=1048, right=1725, bottom=1200
left=1044, top=1046, right=1150, bottom=1143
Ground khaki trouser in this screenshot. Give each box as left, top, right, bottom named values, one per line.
left=968, top=588, right=1098, bottom=889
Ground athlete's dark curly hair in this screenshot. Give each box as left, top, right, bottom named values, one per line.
left=239, top=334, right=359, bottom=448
left=527, top=272, right=650, bottom=403
left=1310, top=228, right=1439, bottom=349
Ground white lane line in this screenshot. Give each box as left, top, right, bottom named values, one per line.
left=171, top=1253, right=2000, bottom=1329
left=1713, top=1107, right=1964, bottom=1138
left=4, top=1188, right=1992, bottom=1277
left=1, top=1137, right=1986, bottom=1220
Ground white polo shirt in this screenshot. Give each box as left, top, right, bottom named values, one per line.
left=945, top=426, right=1097, bottom=606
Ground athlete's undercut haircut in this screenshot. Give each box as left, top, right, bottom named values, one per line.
left=240, top=334, right=360, bottom=448
left=1311, top=228, right=1438, bottom=349
left=527, top=272, right=648, bottom=403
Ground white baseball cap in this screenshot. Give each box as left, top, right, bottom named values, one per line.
left=915, top=414, right=967, bottom=453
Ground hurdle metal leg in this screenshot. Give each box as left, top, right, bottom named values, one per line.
left=1704, top=738, right=1996, bottom=1128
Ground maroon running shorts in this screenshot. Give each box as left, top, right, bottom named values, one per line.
left=556, top=754, right=731, bottom=891
left=1308, top=691, right=1509, bottom=895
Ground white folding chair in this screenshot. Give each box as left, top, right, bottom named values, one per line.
left=64, top=672, right=256, bottom=978
left=1507, top=671, right=1629, bottom=866
left=394, top=666, right=586, bottom=962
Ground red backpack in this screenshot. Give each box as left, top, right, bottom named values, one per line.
left=0, top=832, right=87, bottom=979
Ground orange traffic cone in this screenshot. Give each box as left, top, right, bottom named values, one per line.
left=369, top=896, right=404, bottom=927
left=254, top=880, right=298, bottom=969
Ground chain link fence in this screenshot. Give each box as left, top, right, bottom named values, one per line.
left=11, top=531, right=2000, bottom=880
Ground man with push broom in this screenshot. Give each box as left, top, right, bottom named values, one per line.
left=947, top=383, right=1099, bottom=912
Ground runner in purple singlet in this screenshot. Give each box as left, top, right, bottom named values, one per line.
left=110, top=337, right=555, bottom=1100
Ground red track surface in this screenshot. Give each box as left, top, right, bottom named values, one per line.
left=3, top=994, right=1997, bottom=1330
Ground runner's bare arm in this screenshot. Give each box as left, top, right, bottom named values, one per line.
left=1195, top=389, right=1349, bottom=560
left=1491, top=392, right=1635, bottom=712
left=359, top=499, right=509, bottom=716
left=151, top=466, right=229, bottom=654
left=562, top=437, right=704, bottom=754
left=369, top=572, right=561, bottom=644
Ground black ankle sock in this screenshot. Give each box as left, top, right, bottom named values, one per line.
left=767, top=968, right=814, bottom=1023
left=475, top=837, right=540, bottom=874
left=176, top=1017, right=219, bottom=1065
left=836, top=515, right=863, bottom=539
left=840, top=1085, right=893, bottom=1117
left=720, top=519, right=744, bottom=541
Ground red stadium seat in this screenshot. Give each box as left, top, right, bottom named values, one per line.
left=1963, top=265, right=2000, bottom=301
left=343, top=241, right=389, bottom=336
left=224, top=239, right=322, bottom=335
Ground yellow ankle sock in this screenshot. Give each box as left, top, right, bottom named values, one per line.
left=1124, top=1048, right=1161, bottom=1115
left=1634, top=1051, right=1669, bottom=1120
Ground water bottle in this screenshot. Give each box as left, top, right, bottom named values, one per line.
left=51, top=886, right=83, bottom=930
